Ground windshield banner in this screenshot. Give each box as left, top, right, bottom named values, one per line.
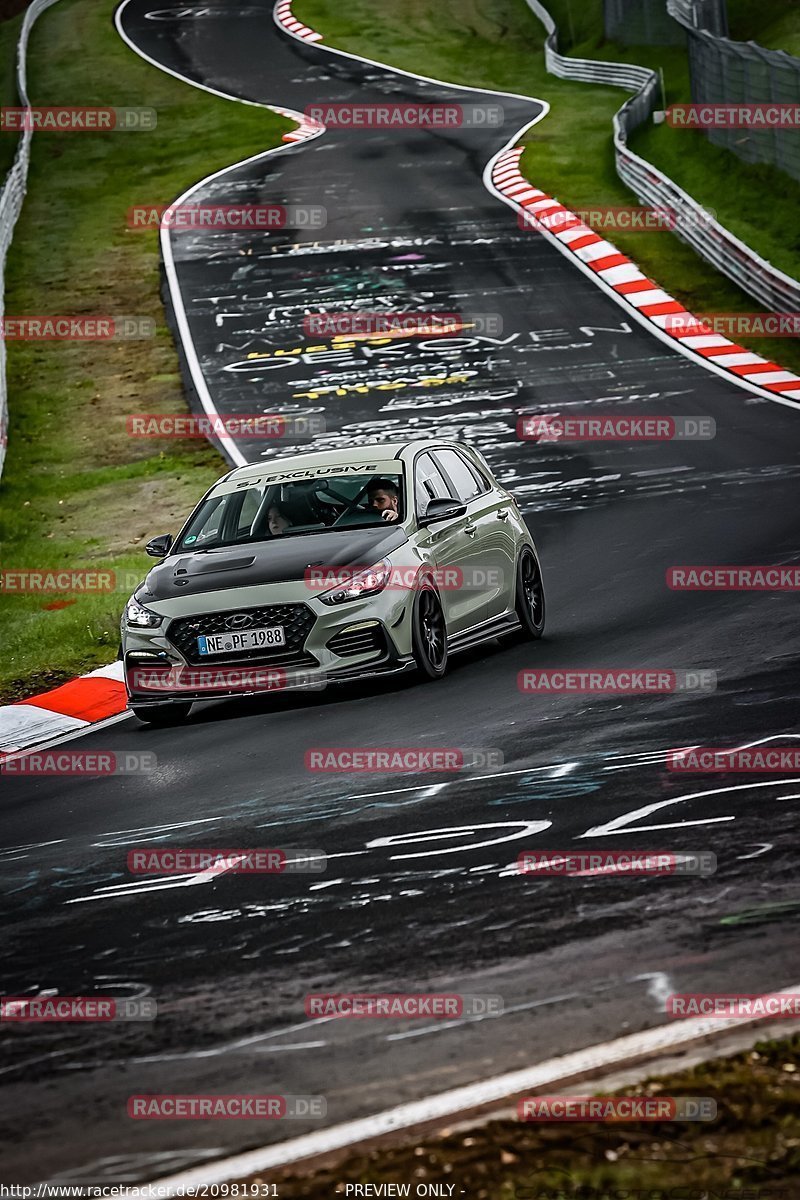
left=209, top=460, right=403, bottom=496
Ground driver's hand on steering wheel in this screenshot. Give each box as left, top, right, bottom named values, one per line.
left=381, top=510, right=399, bottom=522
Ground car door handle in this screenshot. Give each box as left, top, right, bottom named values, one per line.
left=464, top=523, right=477, bottom=536
left=497, top=508, right=509, bottom=520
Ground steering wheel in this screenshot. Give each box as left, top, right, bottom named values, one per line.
left=326, top=482, right=376, bottom=530
left=316, top=480, right=375, bottom=527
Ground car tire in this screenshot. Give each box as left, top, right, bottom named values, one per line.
left=411, top=582, right=449, bottom=680
left=515, top=546, right=546, bottom=639
left=131, top=702, right=192, bottom=726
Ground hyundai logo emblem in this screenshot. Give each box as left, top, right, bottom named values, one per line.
left=225, top=613, right=254, bottom=630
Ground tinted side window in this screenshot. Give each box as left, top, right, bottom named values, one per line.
left=414, top=453, right=451, bottom=515
left=433, top=449, right=484, bottom=503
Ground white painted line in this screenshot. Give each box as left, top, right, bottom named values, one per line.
left=555, top=226, right=594, bottom=244
left=677, top=334, right=731, bottom=349
left=700, top=352, right=762, bottom=367
left=597, top=263, right=646, bottom=285
left=581, top=777, right=800, bottom=839
left=526, top=197, right=562, bottom=214
left=625, top=288, right=673, bottom=308
left=0, top=704, right=86, bottom=754
left=2, top=708, right=132, bottom=760
left=573, top=239, right=619, bottom=263
left=745, top=370, right=798, bottom=385
left=147, top=984, right=800, bottom=1189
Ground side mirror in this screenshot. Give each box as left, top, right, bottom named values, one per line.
left=420, top=497, right=467, bottom=525
left=145, top=533, right=173, bottom=558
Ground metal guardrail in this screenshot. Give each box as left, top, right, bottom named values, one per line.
left=0, top=0, right=61, bottom=480
left=523, top=0, right=800, bottom=314
left=667, top=0, right=728, bottom=37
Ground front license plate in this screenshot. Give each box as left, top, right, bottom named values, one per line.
left=197, top=626, right=286, bottom=655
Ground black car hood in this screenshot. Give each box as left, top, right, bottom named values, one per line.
left=137, top=526, right=409, bottom=602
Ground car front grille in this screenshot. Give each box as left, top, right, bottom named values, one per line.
left=167, top=603, right=316, bottom=666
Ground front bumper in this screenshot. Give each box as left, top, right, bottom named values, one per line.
left=123, top=585, right=417, bottom=706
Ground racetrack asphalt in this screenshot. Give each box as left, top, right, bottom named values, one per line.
left=0, top=0, right=798, bottom=1183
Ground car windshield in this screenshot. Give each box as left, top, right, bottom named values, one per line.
left=174, top=472, right=405, bottom=552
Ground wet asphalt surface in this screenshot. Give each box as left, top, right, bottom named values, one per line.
left=0, top=0, right=798, bottom=1184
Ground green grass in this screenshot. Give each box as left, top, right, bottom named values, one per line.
left=0, top=0, right=293, bottom=703
left=728, top=0, right=800, bottom=56
left=238, top=1032, right=800, bottom=1195
left=295, top=0, right=800, bottom=377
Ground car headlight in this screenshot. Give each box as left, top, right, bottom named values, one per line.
left=125, top=598, right=163, bottom=628
left=319, top=559, right=392, bottom=606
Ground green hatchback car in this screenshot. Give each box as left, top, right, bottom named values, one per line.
left=122, top=439, right=545, bottom=723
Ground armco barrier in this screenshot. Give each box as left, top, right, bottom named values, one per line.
left=0, top=0, right=62, bottom=480
left=524, top=0, right=800, bottom=314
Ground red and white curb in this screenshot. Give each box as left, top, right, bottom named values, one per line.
left=0, top=661, right=128, bottom=754
left=491, top=147, right=800, bottom=406
left=270, top=102, right=325, bottom=143
left=275, top=0, right=323, bottom=43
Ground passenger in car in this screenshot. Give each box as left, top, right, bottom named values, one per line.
left=267, top=504, right=293, bottom=536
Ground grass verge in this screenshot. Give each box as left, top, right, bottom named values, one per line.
left=294, top=0, right=800, bottom=376
left=727, top=0, right=800, bottom=57
left=240, top=1032, right=800, bottom=1196
left=0, top=0, right=292, bottom=703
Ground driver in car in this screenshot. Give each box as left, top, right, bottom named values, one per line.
left=367, top=478, right=400, bottom=523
